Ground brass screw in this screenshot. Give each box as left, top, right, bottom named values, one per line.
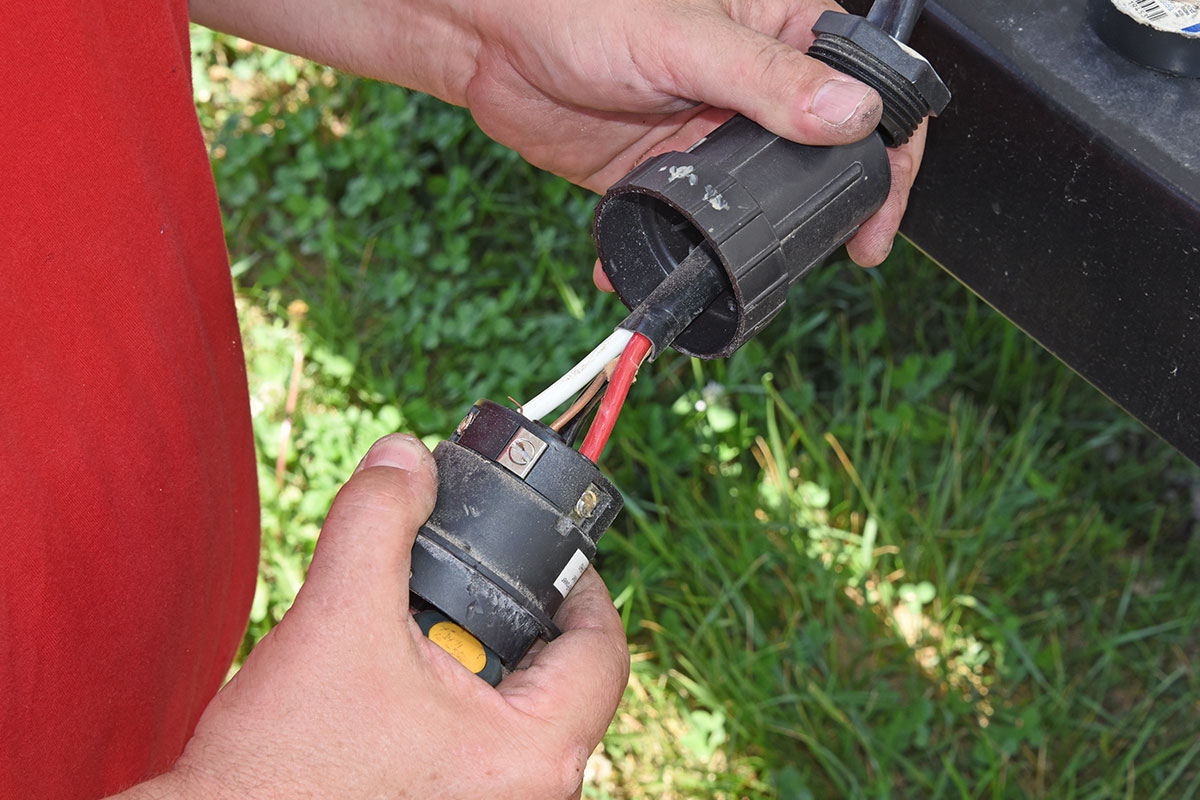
left=454, top=411, right=476, bottom=436
left=575, top=488, right=600, bottom=518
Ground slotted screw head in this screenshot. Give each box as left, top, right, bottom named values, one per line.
left=507, top=438, right=537, bottom=466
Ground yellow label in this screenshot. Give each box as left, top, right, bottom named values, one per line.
left=428, top=621, right=487, bottom=673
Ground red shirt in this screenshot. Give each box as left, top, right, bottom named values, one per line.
left=0, top=2, right=259, bottom=797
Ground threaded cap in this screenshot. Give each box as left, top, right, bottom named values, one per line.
left=808, top=11, right=951, bottom=147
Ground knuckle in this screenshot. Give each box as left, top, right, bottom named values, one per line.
left=509, top=748, right=587, bottom=800
left=595, top=625, right=631, bottom=687
left=889, top=146, right=916, bottom=185
left=519, top=735, right=594, bottom=799
left=752, top=38, right=797, bottom=87
left=723, top=0, right=766, bottom=26
left=553, top=742, right=592, bottom=798
left=615, top=640, right=632, bottom=684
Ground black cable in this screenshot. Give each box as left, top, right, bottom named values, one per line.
left=559, top=381, right=609, bottom=448
left=866, top=0, right=926, bottom=44
left=617, top=244, right=729, bottom=360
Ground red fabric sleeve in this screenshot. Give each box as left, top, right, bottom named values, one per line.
left=0, top=2, right=260, bottom=798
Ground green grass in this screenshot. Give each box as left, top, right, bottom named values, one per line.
left=195, top=30, right=1200, bottom=799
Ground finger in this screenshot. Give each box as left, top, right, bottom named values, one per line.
left=498, top=568, right=629, bottom=747
left=845, top=121, right=928, bottom=267
left=661, top=12, right=881, bottom=146
left=303, top=434, right=438, bottom=612
left=767, top=0, right=847, bottom=48
left=592, top=260, right=614, bottom=292
left=582, top=105, right=734, bottom=192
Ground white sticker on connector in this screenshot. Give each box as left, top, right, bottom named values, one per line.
left=553, top=550, right=590, bottom=597
left=1110, top=0, right=1200, bottom=35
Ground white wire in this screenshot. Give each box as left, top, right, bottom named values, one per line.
left=521, top=328, right=635, bottom=421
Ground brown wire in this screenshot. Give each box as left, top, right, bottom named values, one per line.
left=549, top=358, right=618, bottom=431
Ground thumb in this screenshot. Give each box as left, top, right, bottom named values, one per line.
left=663, top=11, right=881, bottom=145
left=592, top=259, right=614, bottom=292
left=302, top=434, right=438, bottom=613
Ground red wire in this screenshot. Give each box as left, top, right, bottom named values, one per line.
left=579, top=332, right=652, bottom=462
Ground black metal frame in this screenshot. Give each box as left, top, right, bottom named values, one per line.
left=841, top=0, right=1200, bottom=465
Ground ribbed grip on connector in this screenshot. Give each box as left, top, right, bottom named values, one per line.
left=594, top=116, right=891, bottom=359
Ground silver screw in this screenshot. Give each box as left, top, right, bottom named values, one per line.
left=575, top=488, right=600, bottom=518
left=507, top=438, right=537, bottom=466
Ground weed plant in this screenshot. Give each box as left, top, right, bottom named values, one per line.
left=194, top=30, right=1200, bottom=799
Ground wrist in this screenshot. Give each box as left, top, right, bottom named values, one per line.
left=355, top=0, right=482, bottom=105
left=189, top=0, right=482, bottom=105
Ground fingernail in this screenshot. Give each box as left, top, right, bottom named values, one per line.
left=357, top=434, right=425, bottom=473
left=812, top=79, right=876, bottom=126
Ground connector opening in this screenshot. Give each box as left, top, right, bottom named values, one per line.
left=594, top=189, right=739, bottom=358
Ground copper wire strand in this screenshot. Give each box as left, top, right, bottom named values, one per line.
left=549, top=358, right=618, bottom=431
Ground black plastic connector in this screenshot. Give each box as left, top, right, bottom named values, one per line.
left=1091, top=0, right=1200, bottom=78
left=409, top=400, right=623, bottom=669
left=593, top=7, right=950, bottom=360
left=594, top=117, right=891, bottom=359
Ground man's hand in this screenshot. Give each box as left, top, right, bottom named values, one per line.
left=461, top=0, right=925, bottom=268
left=190, top=0, right=927, bottom=266
left=119, top=434, right=628, bottom=798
